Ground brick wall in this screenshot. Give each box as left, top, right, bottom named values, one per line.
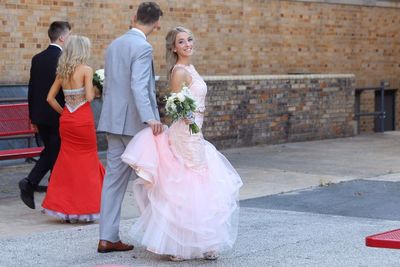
left=156, top=74, right=356, bottom=149
left=0, top=75, right=355, bottom=151
left=358, top=90, right=375, bottom=132
left=1, top=0, right=399, bottom=87
left=1, top=0, right=398, bottom=135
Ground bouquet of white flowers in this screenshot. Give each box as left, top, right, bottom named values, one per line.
left=164, top=85, right=200, bottom=134
left=93, top=69, right=104, bottom=93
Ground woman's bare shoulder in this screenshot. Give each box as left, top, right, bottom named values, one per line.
left=171, top=66, right=188, bottom=77
left=171, top=66, right=191, bottom=83
left=170, top=67, right=191, bottom=92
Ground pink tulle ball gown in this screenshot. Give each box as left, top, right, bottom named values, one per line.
left=121, top=64, right=243, bottom=260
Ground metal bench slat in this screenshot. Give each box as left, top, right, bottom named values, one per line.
left=0, top=147, right=43, bottom=160
left=0, top=130, right=36, bottom=137
left=0, top=102, right=43, bottom=160
left=0, top=103, right=33, bottom=134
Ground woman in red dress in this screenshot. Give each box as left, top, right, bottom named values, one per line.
left=43, top=35, right=104, bottom=223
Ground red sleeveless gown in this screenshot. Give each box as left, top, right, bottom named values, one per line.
left=42, top=95, right=104, bottom=222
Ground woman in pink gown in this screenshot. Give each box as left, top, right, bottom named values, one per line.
left=121, top=27, right=242, bottom=261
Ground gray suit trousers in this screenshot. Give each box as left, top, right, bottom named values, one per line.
left=99, top=133, right=135, bottom=242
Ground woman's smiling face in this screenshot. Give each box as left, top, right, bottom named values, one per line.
left=174, top=31, right=194, bottom=59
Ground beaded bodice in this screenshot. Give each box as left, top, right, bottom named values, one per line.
left=168, top=64, right=208, bottom=170
left=174, top=64, right=207, bottom=113
left=63, top=88, right=87, bottom=113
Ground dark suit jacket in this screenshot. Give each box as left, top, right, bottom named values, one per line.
left=28, top=45, right=65, bottom=126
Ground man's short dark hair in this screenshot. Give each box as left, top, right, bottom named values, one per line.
left=48, top=21, right=71, bottom=42
left=136, top=2, right=163, bottom=25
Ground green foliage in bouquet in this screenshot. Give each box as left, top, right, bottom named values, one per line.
left=164, top=85, right=200, bottom=134
left=93, top=69, right=104, bottom=93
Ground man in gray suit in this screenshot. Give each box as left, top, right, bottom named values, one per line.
left=97, top=2, right=164, bottom=253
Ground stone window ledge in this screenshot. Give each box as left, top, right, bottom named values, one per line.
left=157, top=74, right=355, bottom=81
left=291, top=0, right=400, bottom=8
left=202, top=74, right=355, bottom=81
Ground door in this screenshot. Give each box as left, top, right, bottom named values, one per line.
left=355, top=90, right=361, bottom=134
left=374, top=90, right=396, bottom=132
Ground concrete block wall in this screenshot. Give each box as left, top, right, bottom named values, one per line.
left=156, top=74, right=356, bottom=149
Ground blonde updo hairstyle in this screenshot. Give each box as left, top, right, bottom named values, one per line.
left=57, top=35, right=91, bottom=80
left=165, top=26, right=194, bottom=79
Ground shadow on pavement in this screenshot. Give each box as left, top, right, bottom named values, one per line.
left=241, top=179, right=400, bottom=221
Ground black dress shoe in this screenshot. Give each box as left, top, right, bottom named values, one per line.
left=18, top=178, right=35, bottom=209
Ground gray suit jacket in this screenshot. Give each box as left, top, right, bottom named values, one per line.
left=98, top=30, right=160, bottom=136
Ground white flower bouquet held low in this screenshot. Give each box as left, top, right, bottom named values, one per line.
left=164, top=85, right=200, bottom=134
left=93, top=69, right=104, bottom=93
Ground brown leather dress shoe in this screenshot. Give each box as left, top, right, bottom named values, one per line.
left=97, top=240, right=134, bottom=253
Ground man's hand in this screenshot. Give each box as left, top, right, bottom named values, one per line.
left=94, top=86, right=102, bottom=98
left=147, top=120, right=164, bottom=135
left=182, top=118, right=192, bottom=125
left=183, top=112, right=195, bottom=125
left=30, top=123, right=38, bottom=132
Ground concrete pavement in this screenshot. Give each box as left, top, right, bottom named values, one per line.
left=1, top=131, right=400, bottom=266
left=2, top=209, right=400, bottom=267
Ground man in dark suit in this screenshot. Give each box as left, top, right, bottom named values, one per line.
left=19, top=21, right=71, bottom=209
